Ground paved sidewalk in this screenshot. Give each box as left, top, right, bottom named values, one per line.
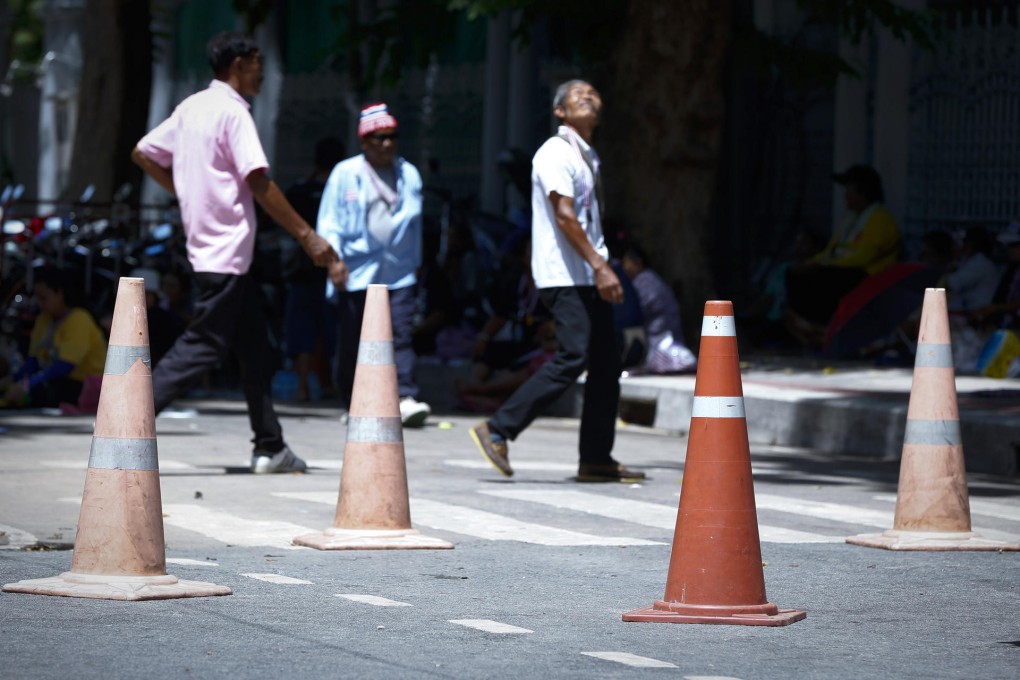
left=417, top=356, right=1020, bottom=477
left=617, top=357, right=1020, bottom=476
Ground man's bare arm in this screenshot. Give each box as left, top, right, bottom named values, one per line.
left=549, top=191, right=623, bottom=303
left=131, top=147, right=176, bottom=196
left=246, top=169, right=338, bottom=267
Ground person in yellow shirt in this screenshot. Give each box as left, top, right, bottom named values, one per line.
left=1, top=268, right=107, bottom=408
left=785, top=165, right=902, bottom=346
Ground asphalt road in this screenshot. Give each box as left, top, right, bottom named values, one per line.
left=1, top=400, right=1018, bottom=679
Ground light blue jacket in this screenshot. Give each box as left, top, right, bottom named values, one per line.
left=316, top=154, right=423, bottom=298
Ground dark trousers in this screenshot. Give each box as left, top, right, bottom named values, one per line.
left=152, top=272, right=284, bottom=453
left=334, top=285, right=419, bottom=410
left=489, top=286, right=620, bottom=464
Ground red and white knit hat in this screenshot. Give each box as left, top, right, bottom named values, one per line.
left=358, top=103, right=398, bottom=138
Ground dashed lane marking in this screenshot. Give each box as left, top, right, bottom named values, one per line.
left=241, top=573, right=313, bottom=585
left=274, top=491, right=663, bottom=547
left=449, top=619, right=533, bottom=634
left=336, top=594, right=413, bottom=607
left=581, top=652, right=677, bottom=668
left=166, top=558, right=219, bottom=567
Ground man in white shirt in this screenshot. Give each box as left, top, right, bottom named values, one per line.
left=469, top=80, right=645, bottom=482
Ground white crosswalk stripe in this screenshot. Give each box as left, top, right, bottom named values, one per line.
left=273, top=491, right=663, bottom=547
left=0, top=523, right=37, bottom=550
left=482, top=489, right=844, bottom=543
left=874, top=493, right=1020, bottom=522
left=162, top=504, right=313, bottom=550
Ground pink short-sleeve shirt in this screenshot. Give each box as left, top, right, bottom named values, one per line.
left=137, top=80, right=268, bottom=274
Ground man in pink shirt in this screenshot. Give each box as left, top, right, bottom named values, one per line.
left=132, top=31, right=338, bottom=474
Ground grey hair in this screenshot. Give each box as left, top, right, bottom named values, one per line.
left=552, top=79, right=590, bottom=111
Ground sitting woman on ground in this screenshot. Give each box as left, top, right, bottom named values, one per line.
left=0, top=267, right=107, bottom=409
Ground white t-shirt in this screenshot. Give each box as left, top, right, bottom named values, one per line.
left=530, top=126, right=609, bottom=288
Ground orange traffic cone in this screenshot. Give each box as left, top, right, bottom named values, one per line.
left=294, top=285, right=452, bottom=550
left=2, top=277, right=232, bottom=600
left=623, top=301, right=806, bottom=625
left=848, top=288, right=1019, bottom=551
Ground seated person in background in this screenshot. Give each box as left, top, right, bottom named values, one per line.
left=412, top=227, right=457, bottom=357
left=620, top=241, right=696, bottom=373
left=947, top=225, right=1001, bottom=313
left=1, top=267, right=107, bottom=408
left=964, top=224, right=1020, bottom=331
left=455, top=232, right=551, bottom=406
left=131, top=267, right=185, bottom=366
left=786, top=164, right=901, bottom=346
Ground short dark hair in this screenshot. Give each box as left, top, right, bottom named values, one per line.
left=207, top=31, right=259, bottom=76
left=833, top=164, right=885, bottom=203
left=34, top=267, right=84, bottom=308
left=314, top=137, right=346, bottom=171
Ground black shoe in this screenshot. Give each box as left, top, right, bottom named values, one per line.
left=576, top=461, right=646, bottom=483
left=469, top=421, right=512, bottom=477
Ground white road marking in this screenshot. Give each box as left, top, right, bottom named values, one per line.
left=581, top=652, right=677, bottom=668
left=241, top=573, right=312, bottom=585
left=336, top=594, right=412, bottom=607
left=305, top=459, right=343, bottom=470
left=482, top=489, right=842, bottom=544
left=166, top=558, right=219, bottom=567
left=874, top=493, right=1020, bottom=522
left=41, top=459, right=194, bottom=470
left=162, top=504, right=312, bottom=550
left=0, top=524, right=37, bottom=550
left=755, top=494, right=892, bottom=528
left=449, top=619, right=533, bottom=634
left=274, top=491, right=662, bottom=547
left=445, top=459, right=577, bottom=472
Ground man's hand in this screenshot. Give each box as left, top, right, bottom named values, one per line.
left=299, top=230, right=339, bottom=267
left=328, top=259, right=349, bottom=291
left=594, top=263, right=624, bottom=304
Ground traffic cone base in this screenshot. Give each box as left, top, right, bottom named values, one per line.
left=293, top=527, right=453, bottom=551
left=846, top=530, right=1019, bottom=551
left=2, top=572, right=231, bottom=601
left=622, top=603, right=806, bottom=627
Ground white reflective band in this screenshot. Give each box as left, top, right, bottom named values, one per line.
left=701, top=315, right=736, bottom=337
left=346, top=416, right=404, bottom=443
left=913, top=343, right=953, bottom=368
left=904, top=419, right=962, bottom=446
left=104, top=345, right=151, bottom=374
left=88, top=437, right=159, bottom=470
left=692, top=396, right=745, bottom=418
left=357, top=341, right=394, bottom=365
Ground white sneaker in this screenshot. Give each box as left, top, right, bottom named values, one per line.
left=250, top=445, right=308, bottom=474
left=399, top=396, right=431, bottom=428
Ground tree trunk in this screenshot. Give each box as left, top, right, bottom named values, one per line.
left=67, top=0, right=151, bottom=203
left=601, top=0, right=732, bottom=344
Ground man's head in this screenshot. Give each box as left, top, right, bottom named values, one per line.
left=833, top=165, right=884, bottom=212
left=358, top=103, right=399, bottom=168
left=553, top=79, right=601, bottom=132
left=207, top=32, right=263, bottom=97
